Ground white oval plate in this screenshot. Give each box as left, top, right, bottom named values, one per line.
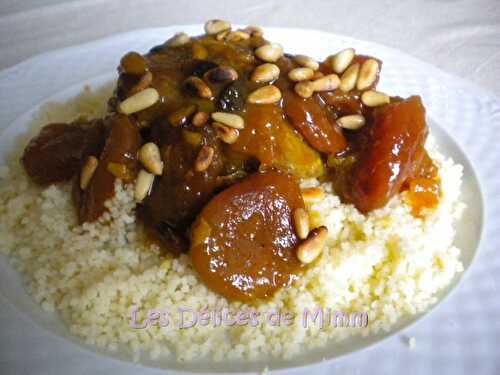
left=0, top=26, right=498, bottom=375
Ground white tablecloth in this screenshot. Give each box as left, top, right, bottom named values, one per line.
left=1, top=0, right=500, bottom=97
left=1, top=2, right=500, bottom=375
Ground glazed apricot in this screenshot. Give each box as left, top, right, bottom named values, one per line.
left=347, top=96, right=428, bottom=212
left=230, top=103, right=324, bottom=178
left=282, top=90, right=347, bottom=155
left=190, top=171, right=304, bottom=302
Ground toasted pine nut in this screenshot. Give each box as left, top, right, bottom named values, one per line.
left=311, top=74, right=340, bottom=92
left=192, top=111, right=209, bottom=127
left=293, top=55, right=319, bottom=71
left=251, top=63, right=280, bottom=83
left=225, top=31, right=250, bottom=42
left=213, top=122, right=239, bottom=144
left=332, top=48, right=355, bottom=74
left=294, top=81, right=315, bottom=98
left=184, top=76, right=213, bottom=99
left=293, top=208, right=310, bottom=240
left=204, top=19, right=231, bottom=35
left=255, top=43, right=284, bottom=62
left=215, top=29, right=230, bottom=41
left=80, top=156, right=98, bottom=190
left=243, top=25, right=263, bottom=37
left=120, top=52, right=148, bottom=75
left=194, top=146, right=215, bottom=172
left=302, top=187, right=325, bottom=204
left=134, top=170, right=154, bottom=202
left=312, top=71, right=324, bottom=80
left=339, top=63, right=359, bottom=93
left=247, top=85, right=282, bottom=104
left=204, top=66, right=238, bottom=83
left=139, top=142, right=163, bottom=175
left=288, top=67, right=314, bottom=82
left=337, top=114, right=366, bottom=130
left=129, top=71, right=153, bottom=95
left=296, top=226, right=328, bottom=264
left=118, top=87, right=159, bottom=115
left=357, top=59, right=380, bottom=90
left=168, top=104, right=197, bottom=127
left=191, top=43, right=208, bottom=60
left=211, top=112, right=245, bottom=129
left=166, top=32, right=190, bottom=47
left=361, top=90, right=390, bottom=107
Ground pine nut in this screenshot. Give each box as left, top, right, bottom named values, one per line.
left=357, top=59, right=380, bottom=90
left=288, top=67, right=314, bottom=82
left=118, top=87, right=159, bottom=115
left=215, top=29, right=230, bottom=41
left=192, top=111, right=209, bottom=127
left=255, top=43, right=284, bottom=63
left=192, top=43, right=208, bottom=60
left=361, top=90, right=390, bottom=107
left=213, top=122, right=239, bottom=144
left=251, top=63, right=280, bottom=83
left=293, top=208, right=310, bottom=240
left=184, top=76, right=213, bottom=99
left=337, top=114, right=366, bottom=130
left=225, top=31, right=250, bottom=42
left=332, top=48, right=355, bottom=74
left=204, top=66, right=238, bottom=83
left=134, top=169, right=155, bottom=202
left=311, top=74, right=340, bottom=92
left=204, top=19, right=231, bottom=35
left=339, top=63, right=359, bottom=93
left=120, top=52, right=148, bottom=75
left=129, top=71, right=153, bottom=95
left=139, top=142, right=164, bottom=175
left=80, top=156, right=98, bottom=190
left=243, top=25, right=263, bottom=37
left=166, top=32, right=190, bottom=47
left=293, top=55, right=319, bottom=71
left=168, top=104, right=197, bottom=127
left=296, top=226, right=328, bottom=264
left=211, top=112, right=244, bottom=129
left=312, top=71, right=324, bottom=80
left=194, top=146, right=215, bottom=172
left=302, top=187, right=325, bottom=204
left=294, top=81, right=315, bottom=98
left=247, top=85, right=282, bottom=104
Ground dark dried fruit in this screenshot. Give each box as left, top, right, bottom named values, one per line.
left=218, top=80, right=247, bottom=112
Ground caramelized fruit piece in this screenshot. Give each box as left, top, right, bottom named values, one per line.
left=405, top=177, right=441, bottom=217
left=282, top=90, right=347, bottom=155
left=76, top=115, right=141, bottom=223
left=230, top=103, right=324, bottom=178
left=22, top=120, right=105, bottom=186
left=190, top=171, right=304, bottom=302
left=347, top=96, right=428, bottom=212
